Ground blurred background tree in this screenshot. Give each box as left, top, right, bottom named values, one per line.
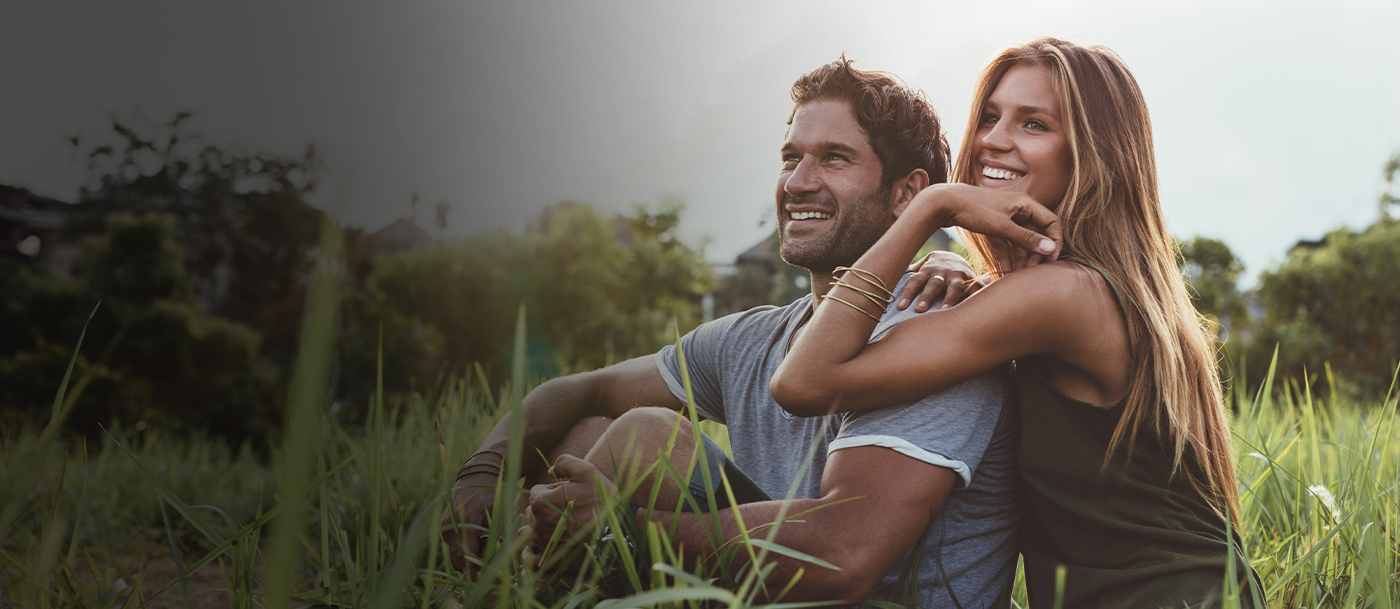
left=69, top=112, right=325, bottom=365
left=335, top=200, right=711, bottom=408
left=1178, top=236, right=1250, bottom=338
left=0, top=214, right=276, bottom=446
left=1245, top=218, right=1400, bottom=400
left=0, top=113, right=320, bottom=448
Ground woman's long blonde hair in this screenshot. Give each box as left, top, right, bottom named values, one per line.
left=956, top=38, right=1241, bottom=523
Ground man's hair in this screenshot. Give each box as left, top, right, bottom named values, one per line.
left=789, top=57, right=950, bottom=187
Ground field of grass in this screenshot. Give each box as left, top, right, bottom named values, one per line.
left=3, top=241, right=1397, bottom=608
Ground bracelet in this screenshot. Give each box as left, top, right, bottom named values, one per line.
left=833, top=266, right=893, bottom=298
left=832, top=278, right=892, bottom=309
left=456, top=460, right=502, bottom=480
left=822, top=294, right=883, bottom=322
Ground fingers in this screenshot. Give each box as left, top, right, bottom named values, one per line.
left=941, top=278, right=969, bottom=309
left=548, top=453, right=596, bottom=481
left=896, top=270, right=929, bottom=310
left=911, top=273, right=948, bottom=312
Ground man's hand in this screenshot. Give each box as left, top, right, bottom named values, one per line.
left=897, top=250, right=982, bottom=312
left=441, top=470, right=501, bottom=576
left=521, top=454, right=623, bottom=563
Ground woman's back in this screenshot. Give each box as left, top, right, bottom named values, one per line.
left=1016, top=356, right=1258, bottom=608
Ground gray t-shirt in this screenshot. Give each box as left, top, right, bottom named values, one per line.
left=656, top=277, right=1021, bottom=608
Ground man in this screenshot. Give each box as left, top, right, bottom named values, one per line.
left=443, top=58, right=1021, bottom=606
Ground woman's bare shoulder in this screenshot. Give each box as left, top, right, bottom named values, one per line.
left=977, top=261, right=1121, bottom=326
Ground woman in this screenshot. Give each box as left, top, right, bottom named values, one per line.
left=771, top=38, right=1260, bottom=608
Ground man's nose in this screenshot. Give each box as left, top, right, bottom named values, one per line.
left=783, top=156, right=821, bottom=195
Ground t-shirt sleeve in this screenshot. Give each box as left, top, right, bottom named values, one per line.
left=655, top=313, right=739, bottom=424
left=829, top=368, right=1007, bottom=490
left=827, top=273, right=1006, bottom=490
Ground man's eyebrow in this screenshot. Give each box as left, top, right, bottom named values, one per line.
left=782, top=141, right=863, bottom=156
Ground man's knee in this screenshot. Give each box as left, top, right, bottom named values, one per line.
left=589, top=407, right=693, bottom=475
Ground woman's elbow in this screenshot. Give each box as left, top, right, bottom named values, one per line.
left=769, top=369, right=839, bottom=417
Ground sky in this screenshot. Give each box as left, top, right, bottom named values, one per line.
left=3, top=1, right=1398, bottom=287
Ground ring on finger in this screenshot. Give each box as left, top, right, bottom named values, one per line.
left=932, top=275, right=946, bottom=284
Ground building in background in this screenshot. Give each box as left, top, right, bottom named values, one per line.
left=0, top=183, right=82, bottom=276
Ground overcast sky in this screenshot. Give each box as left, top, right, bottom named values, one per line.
left=3, top=1, right=1398, bottom=286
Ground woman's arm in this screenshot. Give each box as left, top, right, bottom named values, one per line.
left=770, top=184, right=1074, bottom=416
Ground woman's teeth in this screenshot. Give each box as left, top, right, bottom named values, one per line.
left=982, top=166, right=1024, bottom=180
left=790, top=212, right=832, bottom=220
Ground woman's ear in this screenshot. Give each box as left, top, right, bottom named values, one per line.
left=891, top=168, right=929, bottom=218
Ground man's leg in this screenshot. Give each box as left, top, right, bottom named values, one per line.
left=582, top=407, right=707, bottom=511
left=528, top=407, right=768, bottom=514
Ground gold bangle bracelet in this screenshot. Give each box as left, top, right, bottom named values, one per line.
left=832, top=278, right=892, bottom=310
left=833, top=266, right=893, bottom=298
left=823, top=294, right=883, bottom=322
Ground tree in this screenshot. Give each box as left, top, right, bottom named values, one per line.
left=70, top=112, right=325, bottom=365
left=336, top=201, right=711, bottom=404
left=0, top=214, right=276, bottom=445
left=1177, top=236, right=1249, bottom=338
left=1247, top=219, right=1400, bottom=399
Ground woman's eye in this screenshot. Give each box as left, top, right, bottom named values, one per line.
left=1025, top=119, right=1048, bottom=131
left=980, top=114, right=999, bottom=126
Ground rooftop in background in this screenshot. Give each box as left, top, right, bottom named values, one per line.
left=368, top=218, right=434, bottom=257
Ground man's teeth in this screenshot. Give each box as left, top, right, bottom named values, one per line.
left=790, top=211, right=833, bottom=220
left=982, top=166, right=1024, bottom=180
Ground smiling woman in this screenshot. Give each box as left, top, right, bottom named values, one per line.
left=972, top=65, right=1073, bottom=209
left=772, top=37, right=1262, bottom=608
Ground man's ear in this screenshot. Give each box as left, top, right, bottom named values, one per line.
left=890, top=168, right=929, bottom=218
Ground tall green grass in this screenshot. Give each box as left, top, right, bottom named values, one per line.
left=2, top=231, right=1397, bottom=607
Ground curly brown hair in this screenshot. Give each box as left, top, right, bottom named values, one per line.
left=789, top=56, right=950, bottom=188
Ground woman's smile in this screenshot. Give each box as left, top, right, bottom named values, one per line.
left=972, top=64, right=1072, bottom=209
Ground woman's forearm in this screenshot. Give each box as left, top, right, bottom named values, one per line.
left=771, top=187, right=952, bottom=414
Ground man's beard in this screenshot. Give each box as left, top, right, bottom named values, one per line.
left=777, top=185, right=893, bottom=274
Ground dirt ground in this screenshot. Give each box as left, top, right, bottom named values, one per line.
left=69, top=552, right=231, bottom=609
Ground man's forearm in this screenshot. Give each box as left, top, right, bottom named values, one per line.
left=473, top=373, right=604, bottom=479
left=638, top=498, right=884, bottom=603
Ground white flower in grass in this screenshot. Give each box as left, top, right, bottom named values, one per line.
left=1308, top=484, right=1341, bottom=526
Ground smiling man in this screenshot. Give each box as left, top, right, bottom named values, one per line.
left=442, top=59, right=1021, bottom=606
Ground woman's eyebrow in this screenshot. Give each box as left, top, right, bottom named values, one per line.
left=1015, top=104, right=1057, bottom=117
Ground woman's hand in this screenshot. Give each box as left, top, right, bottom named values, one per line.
left=897, top=251, right=984, bottom=312
left=916, top=184, right=1062, bottom=263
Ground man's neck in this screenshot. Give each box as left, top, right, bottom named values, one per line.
left=808, top=268, right=836, bottom=305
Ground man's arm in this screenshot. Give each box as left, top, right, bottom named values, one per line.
left=442, top=354, right=683, bottom=570
left=533, top=446, right=955, bottom=603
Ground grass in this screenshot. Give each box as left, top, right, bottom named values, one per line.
left=2, top=232, right=1398, bottom=607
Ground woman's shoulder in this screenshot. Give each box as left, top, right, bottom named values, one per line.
left=991, top=259, right=1117, bottom=306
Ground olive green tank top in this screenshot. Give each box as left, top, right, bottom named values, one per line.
left=1015, top=262, right=1260, bottom=608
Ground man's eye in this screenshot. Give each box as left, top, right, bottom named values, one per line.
left=827, top=153, right=847, bottom=162
left=782, top=154, right=799, bottom=165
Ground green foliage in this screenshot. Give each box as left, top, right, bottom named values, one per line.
left=4, top=317, right=1398, bottom=607
left=0, top=214, right=275, bottom=446
left=338, top=201, right=711, bottom=404
left=70, top=111, right=325, bottom=364
left=1178, top=236, right=1249, bottom=336
left=1248, top=219, right=1400, bottom=399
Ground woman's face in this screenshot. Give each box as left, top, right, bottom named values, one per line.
left=972, top=64, right=1073, bottom=210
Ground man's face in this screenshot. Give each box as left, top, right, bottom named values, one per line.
left=776, top=99, right=894, bottom=274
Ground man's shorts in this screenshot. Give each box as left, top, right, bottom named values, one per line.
left=677, top=433, right=770, bottom=512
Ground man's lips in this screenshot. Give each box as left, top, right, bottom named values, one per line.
left=788, top=211, right=833, bottom=221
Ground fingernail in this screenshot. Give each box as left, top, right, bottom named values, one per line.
left=1038, top=239, right=1054, bottom=254
left=898, top=298, right=909, bottom=308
